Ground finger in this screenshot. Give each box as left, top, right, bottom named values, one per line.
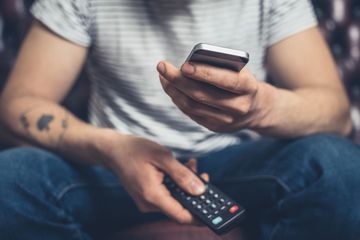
left=159, top=75, right=236, bottom=123
left=159, top=63, right=252, bottom=114
left=185, top=158, right=197, bottom=173
left=158, top=61, right=237, bottom=106
left=200, top=173, right=209, bottom=182
left=160, top=158, right=206, bottom=196
left=181, top=63, right=258, bottom=95
left=152, top=186, right=197, bottom=225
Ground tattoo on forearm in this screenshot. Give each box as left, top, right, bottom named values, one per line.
left=20, top=114, right=30, bottom=130
left=19, top=108, right=37, bottom=137
left=37, top=114, right=54, bottom=132
left=61, top=113, right=69, bottom=129
left=18, top=108, right=70, bottom=146
left=57, top=112, right=69, bottom=146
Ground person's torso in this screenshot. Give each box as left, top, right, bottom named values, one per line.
left=87, top=0, right=267, bottom=158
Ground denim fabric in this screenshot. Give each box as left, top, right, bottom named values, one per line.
left=0, top=134, right=359, bottom=240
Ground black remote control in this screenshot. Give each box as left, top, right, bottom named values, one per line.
left=164, top=175, right=246, bottom=235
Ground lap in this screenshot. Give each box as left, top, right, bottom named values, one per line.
left=198, top=133, right=360, bottom=239
left=1, top=133, right=359, bottom=239
left=0, top=147, right=162, bottom=237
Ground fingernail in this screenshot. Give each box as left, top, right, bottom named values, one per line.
left=182, top=63, right=195, bottom=75
left=190, top=179, right=205, bottom=195
left=157, top=62, right=166, bottom=75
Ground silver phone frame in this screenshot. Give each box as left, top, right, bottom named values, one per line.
left=185, top=43, right=249, bottom=62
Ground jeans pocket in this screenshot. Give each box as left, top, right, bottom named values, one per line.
left=215, top=175, right=291, bottom=215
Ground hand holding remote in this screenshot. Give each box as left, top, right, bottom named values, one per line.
left=106, top=134, right=207, bottom=225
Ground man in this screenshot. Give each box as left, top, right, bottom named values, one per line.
left=0, top=0, right=359, bottom=239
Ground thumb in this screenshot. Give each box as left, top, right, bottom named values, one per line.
left=162, top=159, right=206, bottom=196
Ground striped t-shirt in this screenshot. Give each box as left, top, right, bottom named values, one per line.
left=31, top=0, right=317, bottom=158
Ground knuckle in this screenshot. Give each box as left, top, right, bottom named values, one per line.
left=229, top=75, right=242, bottom=91
left=238, top=105, right=251, bottom=114
left=166, top=73, right=177, bottom=83
left=199, top=67, right=212, bottom=80
left=223, top=116, right=235, bottom=125
left=251, top=82, right=259, bottom=95
left=142, top=189, right=157, bottom=203
left=238, top=71, right=256, bottom=92
left=236, top=97, right=251, bottom=114
left=162, top=82, right=174, bottom=94
left=152, top=148, right=172, bottom=162
left=245, top=80, right=258, bottom=95
left=182, top=98, right=193, bottom=110
left=239, top=68, right=251, bottom=80
left=179, top=98, right=194, bottom=113
left=192, top=91, right=207, bottom=104
left=177, top=170, right=192, bottom=184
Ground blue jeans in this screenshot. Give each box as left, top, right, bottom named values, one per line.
left=0, top=134, right=359, bottom=240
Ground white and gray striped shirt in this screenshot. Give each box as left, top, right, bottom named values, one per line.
left=31, top=0, right=317, bottom=158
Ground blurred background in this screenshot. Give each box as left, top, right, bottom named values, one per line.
left=0, top=0, right=360, bottom=147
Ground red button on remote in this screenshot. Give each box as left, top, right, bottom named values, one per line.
left=229, top=205, right=239, bottom=214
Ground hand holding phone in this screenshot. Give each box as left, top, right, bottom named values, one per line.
left=157, top=43, right=262, bottom=133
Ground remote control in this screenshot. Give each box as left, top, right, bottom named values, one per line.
left=164, top=175, right=246, bottom=235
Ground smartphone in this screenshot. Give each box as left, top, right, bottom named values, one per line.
left=185, top=43, right=249, bottom=72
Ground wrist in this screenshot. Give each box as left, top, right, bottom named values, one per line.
left=249, top=82, right=278, bottom=131
left=90, top=127, right=123, bottom=169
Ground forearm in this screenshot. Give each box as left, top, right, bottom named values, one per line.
left=254, top=83, right=352, bottom=138
left=0, top=96, right=116, bottom=167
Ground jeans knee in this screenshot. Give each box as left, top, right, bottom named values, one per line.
left=0, top=146, right=62, bottom=183
left=0, top=147, right=90, bottom=239
left=277, top=134, right=360, bottom=236
left=288, top=133, right=353, bottom=160
left=282, top=133, right=360, bottom=173
left=271, top=133, right=360, bottom=195
left=0, top=147, right=65, bottom=215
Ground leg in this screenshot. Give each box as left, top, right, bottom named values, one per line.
left=0, top=147, right=161, bottom=240
left=198, top=134, right=360, bottom=240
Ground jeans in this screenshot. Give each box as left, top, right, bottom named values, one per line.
left=0, top=134, right=359, bottom=240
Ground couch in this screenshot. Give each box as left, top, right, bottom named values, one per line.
left=1, top=0, right=359, bottom=239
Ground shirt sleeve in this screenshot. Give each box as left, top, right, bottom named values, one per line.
left=30, top=0, right=92, bottom=47
left=266, top=0, right=318, bottom=47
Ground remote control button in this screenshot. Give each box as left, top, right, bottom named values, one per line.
left=220, top=198, right=225, bottom=203
left=186, top=196, right=191, bottom=201
left=209, top=189, right=214, bottom=195
left=227, top=201, right=232, bottom=206
left=202, top=209, right=208, bottom=215
left=214, top=193, right=219, bottom=198
left=214, top=210, right=219, bottom=215
left=196, top=205, right=202, bottom=210
left=207, top=214, right=213, bottom=219
left=200, top=195, right=206, bottom=200
left=192, top=200, right=197, bottom=205
left=229, top=205, right=240, bottom=214
left=211, top=204, right=217, bottom=209
left=220, top=205, right=226, bottom=211
left=212, top=217, right=223, bottom=225
left=205, top=199, right=211, bottom=205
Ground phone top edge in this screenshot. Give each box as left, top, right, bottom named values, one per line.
left=193, top=43, right=249, bottom=60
